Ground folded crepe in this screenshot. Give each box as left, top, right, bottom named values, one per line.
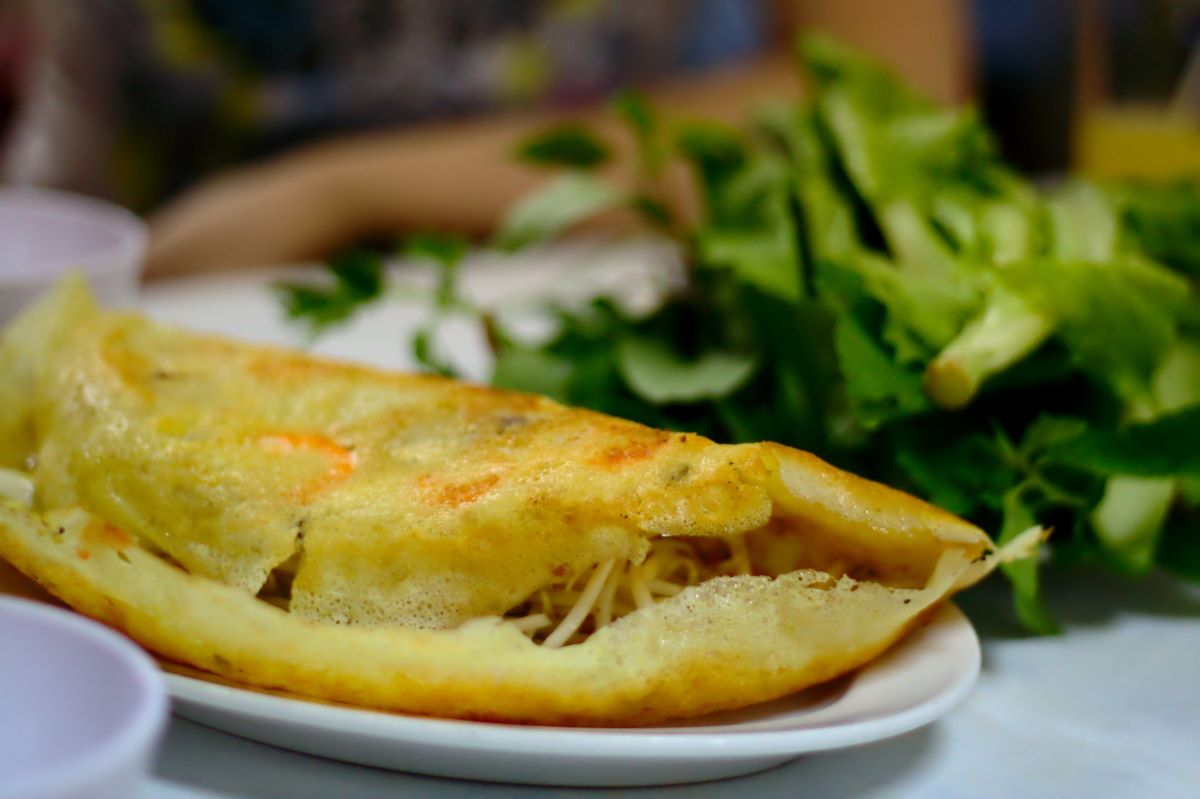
left=0, top=280, right=1030, bottom=725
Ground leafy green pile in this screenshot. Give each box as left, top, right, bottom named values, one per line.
left=282, top=38, right=1200, bottom=633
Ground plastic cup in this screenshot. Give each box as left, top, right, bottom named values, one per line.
left=0, top=597, right=168, bottom=799
left=0, top=188, right=147, bottom=325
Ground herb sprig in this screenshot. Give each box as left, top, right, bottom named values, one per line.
left=283, top=37, right=1200, bottom=632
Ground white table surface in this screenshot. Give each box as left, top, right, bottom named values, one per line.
left=133, top=244, right=1200, bottom=799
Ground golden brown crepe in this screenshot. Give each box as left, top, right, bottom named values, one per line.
left=0, top=280, right=1031, bottom=725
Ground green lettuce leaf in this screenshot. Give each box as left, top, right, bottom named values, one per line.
left=1107, top=179, right=1200, bottom=277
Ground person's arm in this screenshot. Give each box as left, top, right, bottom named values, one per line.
left=144, top=55, right=800, bottom=276
left=146, top=0, right=970, bottom=276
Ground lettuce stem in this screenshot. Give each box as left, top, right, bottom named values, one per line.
left=924, top=287, right=1053, bottom=409
left=1092, top=476, right=1176, bottom=573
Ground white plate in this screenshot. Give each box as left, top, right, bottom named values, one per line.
left=143, top=258, right=979, bottom=787
left=165, top=603, right=978, bottom=787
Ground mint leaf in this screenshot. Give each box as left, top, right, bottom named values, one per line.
left=491, top=348, right=572, bottom=401
left=616, top=336, right=757, bottom=404
left=496, top=173, right=623, bottom=251
left=516, top=125, right=610, bottom=170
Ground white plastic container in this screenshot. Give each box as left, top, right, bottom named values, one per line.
left=0, top=188, right=147, bottom=324
left=0, top=597, right=167, bottom=799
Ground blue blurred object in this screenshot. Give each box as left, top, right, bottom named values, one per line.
left=680, top=0, right=766, bottom=69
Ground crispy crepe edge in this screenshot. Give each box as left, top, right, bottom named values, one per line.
left=0, top=445, right=1014, bottom=726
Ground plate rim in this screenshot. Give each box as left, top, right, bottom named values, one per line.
left=165, top=603, right=980, bottom=762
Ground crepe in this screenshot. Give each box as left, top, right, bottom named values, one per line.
left=0, top=280, right=1031, bottom=725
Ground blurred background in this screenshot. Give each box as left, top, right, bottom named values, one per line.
left=0, top=0, right=1196, bottom=275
